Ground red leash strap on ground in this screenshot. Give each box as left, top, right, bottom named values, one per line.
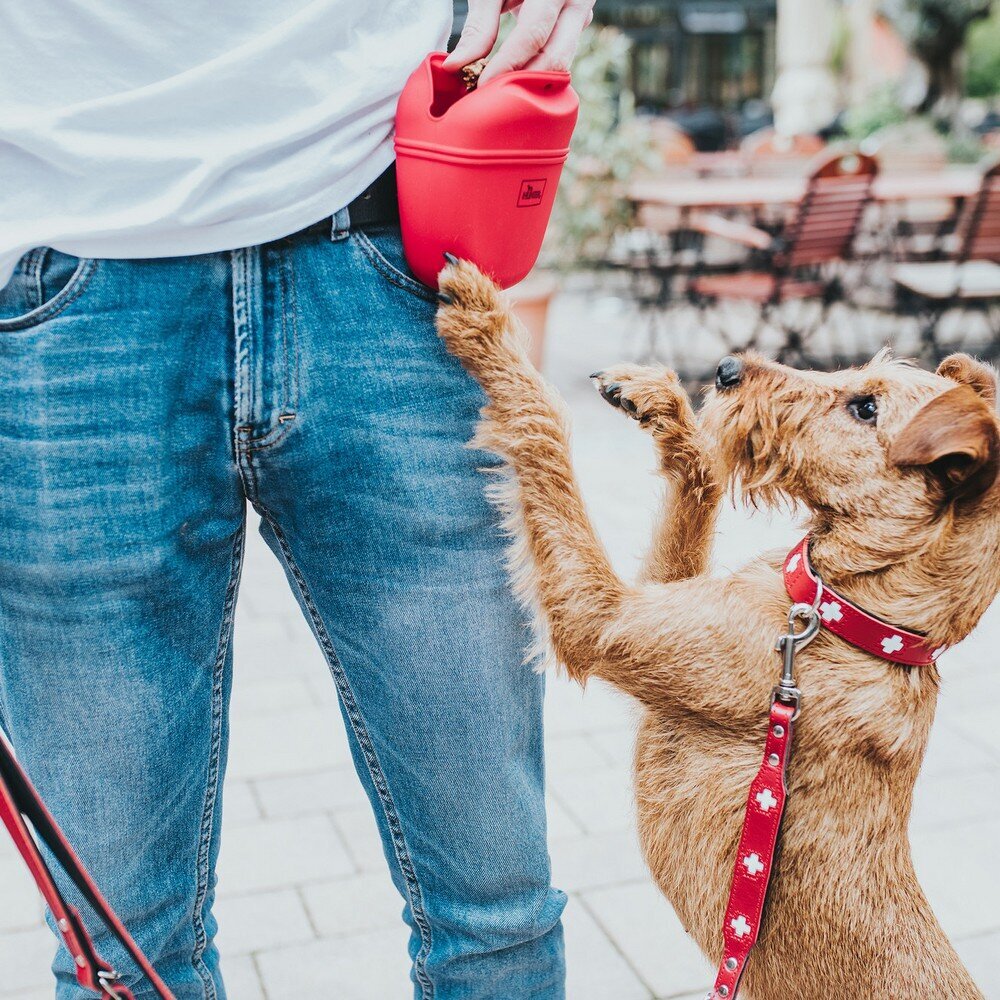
left=707, top=698, right=796, bottom=1000
left=0, top=731, right=175, bottom=1000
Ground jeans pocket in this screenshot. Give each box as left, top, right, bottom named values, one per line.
left=0, top=248, right=97, bottom=333
left=350, top=225, right=439, bottom=304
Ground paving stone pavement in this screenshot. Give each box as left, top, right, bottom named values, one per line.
left=1, top=290, right=998, bottom=999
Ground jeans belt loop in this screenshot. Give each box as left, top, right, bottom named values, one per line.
left=331, top=206, right=351, bottom=243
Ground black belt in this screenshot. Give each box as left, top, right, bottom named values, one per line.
left=285, top=165, right=399, bottom=244
left=346, top=163, right=399, bottom=228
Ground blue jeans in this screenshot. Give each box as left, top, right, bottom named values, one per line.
left=0, top=216, right=566, bottom=998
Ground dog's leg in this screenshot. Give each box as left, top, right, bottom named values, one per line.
left=591, top=365, right=722, bottom=583
left=437, top=264, right=772, bottom=720
left=437, top=261, right=631, bottom=680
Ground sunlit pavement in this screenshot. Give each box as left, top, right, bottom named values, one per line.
left=2, top=289, right=998, bottom=999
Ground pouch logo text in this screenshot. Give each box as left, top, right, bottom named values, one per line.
left=517, top=179, right=546, bottom=207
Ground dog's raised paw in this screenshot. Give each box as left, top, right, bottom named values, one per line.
left=437, top=257, right=503, bottom=316
left=591, top=365, right=684, bottom=428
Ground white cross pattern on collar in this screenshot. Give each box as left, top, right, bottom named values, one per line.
left=755, top=788, right=778, bottom=812
left=881, top=634, right=904, bottom=655
left=742, top=852, right=765, bottom=876
left=819, top=600, right=843, bottom=622
left=730, top=915, right=752, bottom=938
left=786, top=552, right=801, bottom=573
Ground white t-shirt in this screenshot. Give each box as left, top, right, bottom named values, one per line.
left=0, top=0, right=452, bottom=287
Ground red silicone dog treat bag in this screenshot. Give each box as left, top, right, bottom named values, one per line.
left=394, top=53, right=579, bottom=290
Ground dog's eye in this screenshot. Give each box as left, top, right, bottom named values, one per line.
left=847, top=396, right=878, bottom=424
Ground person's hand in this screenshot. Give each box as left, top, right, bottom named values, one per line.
left=442, top=0, right=595, bottom=86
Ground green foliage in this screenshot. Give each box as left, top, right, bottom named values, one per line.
left=843, top=84, right=910, bottom=140
left=880, top=0, right=992, bottom=114
left=966, top=4, right=1000, bottom=97
left=540, top=26, right=658, bottom=270
left=880, top=0, right=991, bottom=56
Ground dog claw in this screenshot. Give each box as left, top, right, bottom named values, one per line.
left=590, top=371, right=604, bottom=380
left=436, top=290, right=454, bottom=305
left=442, top=251, right=459, bottom=265
left=620, top=395, right=638, bottom=415
left=599, top=381, right=623, bottom=407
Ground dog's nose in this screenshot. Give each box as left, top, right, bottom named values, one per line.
left=715, top=355, right=744, bottom=391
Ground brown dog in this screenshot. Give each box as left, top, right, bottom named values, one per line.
left=436, top=260, right=999, bottom=999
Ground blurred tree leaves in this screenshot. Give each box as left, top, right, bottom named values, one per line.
left=540, top=27, right=658, bottom=270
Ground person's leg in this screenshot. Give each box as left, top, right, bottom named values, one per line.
left=0, top=251, right=245, bottom=998
left=242, top=222, right=565, bottom=999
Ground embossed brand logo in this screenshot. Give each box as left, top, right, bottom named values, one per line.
left=517, top=179, right=546, bottom=207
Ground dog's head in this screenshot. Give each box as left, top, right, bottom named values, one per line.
left=701, top=350, right=1000, bottom=563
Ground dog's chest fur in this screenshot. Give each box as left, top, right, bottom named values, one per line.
left=629, top=625, right=979, bottom=999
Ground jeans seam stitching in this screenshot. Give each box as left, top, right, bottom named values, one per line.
left=29, top=248, right=46, bottom=309
left=0, top=258, right=98, bottom=333
left=351, top=230, right=438, bottom=303
left=190, top=522, right=244, bottom=1000
left=260, top=513, right=436, bottom=998
left=289, top=253, right=301, bottom=412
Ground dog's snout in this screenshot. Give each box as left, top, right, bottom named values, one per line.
left=715, top=355, right=744, bottom=391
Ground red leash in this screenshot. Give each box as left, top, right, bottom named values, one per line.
left=706, top=536, right=940, bottom=999
left=0, top=731, right=174, bottom=999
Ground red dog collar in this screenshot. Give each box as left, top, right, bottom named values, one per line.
left=783, top=536, right=943, bottom=667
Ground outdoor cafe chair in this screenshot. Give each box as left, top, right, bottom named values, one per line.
left=682, top=149, right=878, bottom=368
left=891, top=157, right=1000, bottom=363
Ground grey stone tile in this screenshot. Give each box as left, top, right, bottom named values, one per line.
left=230, top=675, right=317, bottom=716
left=948, top=708, right=1000, bottom=761
left=214, top=888, right=315, bottom=957
left=227, top=705, right=352, bottom=781
left=253, top=764, right=369, bottom=819
left=581, top=882, right=712, bottom=998
left=545, top=675, right=638, bottom=737
left=551, top=831, right=649, bottom=894
left=547, top=793, right=585, bottom=842
left=550, top=761, right=635, bottom=835
left=919, top=721, right=998, bottom=778
left=955, top=931, right=1000, bottom=1000
left=221, top=779, right=262, bottom=826
left=301, top=872, right=404, bottom=938
left=255, top=927, right=412, bottom=1000
left=218, top=816, right=355, bottom=895
left=219, top=954, right=266, bottom=1000
left=0, top=926, right=54, bottom=994
left=912, top=819, right=1000, bottom=940
left=0, top=858, right=44, bottom=933
left=589, top=727, right=636, bottom=767
left=910, top=767, right=1000, bottom=831
left=544, top=732, right=612, bottom=776
left=331, top=805, right=391, bottom=874
left=563, top=897, right=652, bottom=1000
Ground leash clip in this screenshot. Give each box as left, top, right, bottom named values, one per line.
left=97, top=969, right=126, bottom=1000
left=772, top=599, right=821, bottom=720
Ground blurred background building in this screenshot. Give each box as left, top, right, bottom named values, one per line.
left=448, top=0, right=1000, bottom=382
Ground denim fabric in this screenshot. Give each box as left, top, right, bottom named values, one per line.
left=0, top=223, right=566, bottom=999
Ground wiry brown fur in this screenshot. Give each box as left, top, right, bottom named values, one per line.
left=436, top=260, right=1000, bottom=1000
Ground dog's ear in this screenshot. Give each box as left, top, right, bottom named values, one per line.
left=937, top=354, right=997, bottom=407
left=890, top=385, right=1000, bottom=503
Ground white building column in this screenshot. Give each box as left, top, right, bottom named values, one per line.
left=771, top=0, right=840, bottom=135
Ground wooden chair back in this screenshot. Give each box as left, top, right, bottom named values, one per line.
left=958, top=157, right=1000, bottom=263
left=780, top=150, right=879, bottom=270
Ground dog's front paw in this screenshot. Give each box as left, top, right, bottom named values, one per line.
left=591, top=364, right=692, bottom=434
left=436, top=258, right=511, bottom=368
